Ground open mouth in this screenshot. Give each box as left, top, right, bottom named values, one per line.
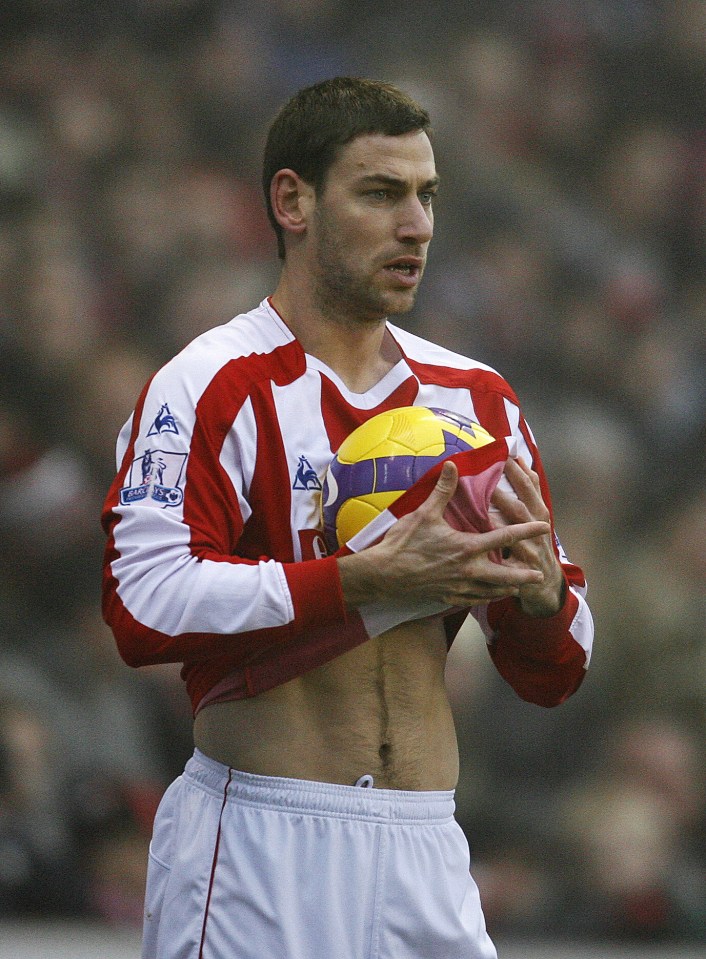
left=385, top=264, right=417, bottom=275
left=383, top=258, right=423, bottom=281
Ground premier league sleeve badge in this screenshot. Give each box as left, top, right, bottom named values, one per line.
left=120, top=448, right=187, bottom=507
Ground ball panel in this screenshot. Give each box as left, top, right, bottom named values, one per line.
left=336, top=491, right=401, bottom=545
left=371, top=455, right=436, bottom=493
left=328, top=458, right=376, bottom=505
left=321, top=405, right=496, bottom=549
left=337, top=406, right=447, bottom=462
left=428, top=409, right=495, bottom=450
left=336, top=413, right=395, bottom=464
left=385, top=407, right=447, bottom=456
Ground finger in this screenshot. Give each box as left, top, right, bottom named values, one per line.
left=514, top=456, right=541, bottom=485
left=425, top=459, right=458, bottom=515
left=519, top=458, right=544, bottom=501
left=504, top=457, right=536, bottom=494
left=503, top=459, right=547, bottom=517
left=490, top=487, right=529, bottom=524
left=476, top=520, right=550, bottom=554
left=454, top=545, right=547, bottom=588
left=443, top=560, right=546, bottom=602
left=469, top=561, right=544, bottom=587
left=443, top=585, right=520, bottom=606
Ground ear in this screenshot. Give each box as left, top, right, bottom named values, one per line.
left=270, top=169, right=316, bottom=242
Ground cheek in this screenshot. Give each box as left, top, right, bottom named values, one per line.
left=320, top=214, right=369, bottom=254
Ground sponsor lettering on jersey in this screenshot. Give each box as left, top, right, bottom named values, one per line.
left=298, top=529, right=329, bottom=560
left=120, top=448, right=187, bottom=507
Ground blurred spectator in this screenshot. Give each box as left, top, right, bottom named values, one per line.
left=555, top=716, right=706, bottom=941
left=0, top=694, right=86, bottom=916
left=77, top=775, right=162, bottom=927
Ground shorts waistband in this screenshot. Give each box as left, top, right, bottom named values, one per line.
left=184, top=749, right=455, bottom=824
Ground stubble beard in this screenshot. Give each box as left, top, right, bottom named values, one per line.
left=311, top=208, right=420, bottom=329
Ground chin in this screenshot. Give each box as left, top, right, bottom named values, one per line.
left=332, top=282, right=418, bottom=324
left=383, top=290, right=417, bottom=316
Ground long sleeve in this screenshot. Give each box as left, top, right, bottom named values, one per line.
left=101, top=327, right=350, bottom=673
left=468, top=390, right=594, bottom=706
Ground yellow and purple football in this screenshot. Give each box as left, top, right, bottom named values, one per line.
left=321, top=406, right=494, bottom=550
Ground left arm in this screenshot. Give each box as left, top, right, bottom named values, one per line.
left=492, top=456, right=567, bottom=618
left=468, top=400, right=594, bottom=707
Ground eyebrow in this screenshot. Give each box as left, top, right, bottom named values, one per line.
left=357, top=173, right=441, bottom=190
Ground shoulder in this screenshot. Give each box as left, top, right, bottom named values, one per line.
left=173, top=299, right=296, bottom=373
left=133, top=300, right=305, bottom=441
left=389, top=323, right=520, bottom=403
left=152, top=299, right=303, bottom=395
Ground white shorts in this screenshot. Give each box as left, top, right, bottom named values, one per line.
left=143, top=749, right=497, bottom=959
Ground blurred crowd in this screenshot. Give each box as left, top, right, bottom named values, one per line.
left=0, top=0, right=704, bottom=945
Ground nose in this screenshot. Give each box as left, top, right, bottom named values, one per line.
left=396, top=196, right=433, bottom=245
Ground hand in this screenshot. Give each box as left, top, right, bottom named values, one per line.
left=490, top=457, right=565, bottom=617
left=338, top=460, right=552, bottom=610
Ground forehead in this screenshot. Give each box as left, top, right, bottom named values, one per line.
left=329, top=131, right=436, bottom=184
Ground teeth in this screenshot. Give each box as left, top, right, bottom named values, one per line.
left=388, top=264, right=412, bottom=273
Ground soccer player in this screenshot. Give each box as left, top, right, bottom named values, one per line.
left=102, top=77, right=593, bottom=959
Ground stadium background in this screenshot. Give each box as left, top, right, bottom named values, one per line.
left=0, top=0, right=703, bottom=953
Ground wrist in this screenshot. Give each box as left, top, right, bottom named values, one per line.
left=519, top=568, right=567, bottom=619
left=337, top=549, right=386, bottom=609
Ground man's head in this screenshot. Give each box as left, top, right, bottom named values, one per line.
left=263, top=77, right=432, bottom=260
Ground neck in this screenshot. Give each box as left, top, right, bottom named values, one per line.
left=271, top=274, right=401, bottom=394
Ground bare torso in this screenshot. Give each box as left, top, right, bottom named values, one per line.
left=193, top=618, right=459, bottom=790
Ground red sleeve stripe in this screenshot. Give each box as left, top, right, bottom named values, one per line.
left=283, top=555, right=346, bottom=628
left=184, top=342, right=305, bottom=558
left=238, top=383, right=295, bottom=562
left=486, top=588, right=587, bottom=707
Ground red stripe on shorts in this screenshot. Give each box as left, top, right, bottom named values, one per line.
left=198, top=767, right=233, bottom=959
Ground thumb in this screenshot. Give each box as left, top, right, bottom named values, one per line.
left=426, top=459, right=458, bottom=514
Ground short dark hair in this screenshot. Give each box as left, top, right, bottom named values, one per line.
left=262, top=77, right=432, bottom=258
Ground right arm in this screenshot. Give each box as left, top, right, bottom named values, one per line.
left=102, top=354, right=349, bottom=668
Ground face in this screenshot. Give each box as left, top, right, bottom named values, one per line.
left=307, top=130, right=438, bottom=324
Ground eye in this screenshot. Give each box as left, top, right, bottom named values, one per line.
left=419, top=190, right=436, bottom=206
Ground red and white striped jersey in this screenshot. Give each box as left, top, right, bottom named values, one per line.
left=102, top=298, right=593, bottom=714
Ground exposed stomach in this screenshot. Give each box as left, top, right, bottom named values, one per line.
left=193, top=617, right=459, bottom=791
